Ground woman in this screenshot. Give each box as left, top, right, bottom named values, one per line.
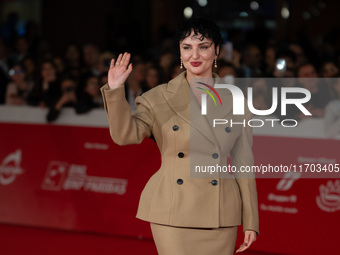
left=75, top=75, right=103, bottom=114
left=27, top=60, right=60, bottom=107
left=101, top=18, right=259, bottom=254
left=5, top=63, right=33, bottom=105
left=46, top=76, right=77, bottom=122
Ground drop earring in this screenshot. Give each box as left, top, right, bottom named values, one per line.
left=180, top=59, right=183, bottom=69
left=214, top=58, right=217, bottom=68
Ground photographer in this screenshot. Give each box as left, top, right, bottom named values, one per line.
left=46, top=76, right=77, bottom=122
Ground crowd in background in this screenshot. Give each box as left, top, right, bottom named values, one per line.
left=0, top=16, right=339, bottom=135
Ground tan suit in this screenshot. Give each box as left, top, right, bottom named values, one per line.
left=101, top=71, right=259, bottom=243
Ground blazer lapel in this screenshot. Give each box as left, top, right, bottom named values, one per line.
left=164, top=71, right=222, bottom=146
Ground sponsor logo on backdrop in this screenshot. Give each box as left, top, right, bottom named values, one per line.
left=84, top=142, right=109, bottom=150
left=260, top=172, right=299, bottom=214
left=0, top=150, right=24, bottom=185
left=42, top=161, right=127, bottom=195
left=316, top=180, right=340, bottom=212
left=276, top=171, right=301, bottom=191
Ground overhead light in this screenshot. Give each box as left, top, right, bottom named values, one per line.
left=250, top=1, right=259, bottom=11
left=197, top=0, right=208, bottom=7
left=281, top=7, right=289, bottom=19
left=184, top=7, right=193, bottom=19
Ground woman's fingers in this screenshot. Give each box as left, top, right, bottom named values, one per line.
left=111, top=52, right=130, bottom=69
left=121, top=52, right=127, bottom=65
left=127, top=63, right=133, bottom=74
left=123, top=53, right=131, bottom=67
left=110, top=58, right=115, bottom=68
left=116, top=53, right=123, bottom=66
left=235, top=231, right=256, bottom=253
left=235, top=242, right=248, bottom=253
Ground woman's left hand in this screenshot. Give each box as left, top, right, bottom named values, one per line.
left=235, top=230, right=257, bottom=253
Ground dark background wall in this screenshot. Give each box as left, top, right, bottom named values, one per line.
left=0, top=0, right=339, bottom=55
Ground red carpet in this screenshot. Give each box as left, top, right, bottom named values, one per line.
left=0, top=223, right=283, bottom=255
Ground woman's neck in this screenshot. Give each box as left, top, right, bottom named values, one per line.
left=186, top=70, right=213, bottom=87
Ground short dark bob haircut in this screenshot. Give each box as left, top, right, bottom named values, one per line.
left=175, top=17, right=223, bottom=55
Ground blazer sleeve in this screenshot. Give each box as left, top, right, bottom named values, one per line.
left=100, top=84, right=154, bottom=145
left=230, top=109, right=260, bottom=235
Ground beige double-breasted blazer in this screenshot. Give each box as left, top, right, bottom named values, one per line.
left=100, top=71, right=259, bottom=234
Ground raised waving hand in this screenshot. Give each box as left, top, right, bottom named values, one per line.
left=108, top=52, right=133, bottom=89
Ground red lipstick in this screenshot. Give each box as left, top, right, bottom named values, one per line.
left=190, top=62, right=202, bottom=67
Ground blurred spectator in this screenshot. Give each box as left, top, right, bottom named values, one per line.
left=297, top=62, right=318, bottom=78
left=98, top=51, right=115, bottom=75
left=141, top=65, right=163, bottom=92
left=99, top=72, right=108, bottom=86
left=159, top=51, right=176, bottom=80
left=47, top=77, right=77, bottom=122
left=320, top=61, right=339, bottom=78
left=276, top=47, right=296, bottom=69
left=324, top=77, right=340, bottom=138
left=82, top=43, right=101, bottom=77
left=297, top=63, right=331, bottom=118
left=27, top=60, right=59, bottom=107
left=274, top=76, right=300, bottom=120
left=0, top=37, right=9, bottom=103
left=264, top=46, right=276, bottom=76
left=278, top=68, right=297, bottom=87
left=216, top=59, right=237, bottom=78
left=246, top=78, right=271, bottom=113
left=36, top=40, right=54, bottom=62
left=64, top=43, right=82, bottom=69
left=53, top=57, right=65, bottom=75
left=321, top=61, right=339, bottom=99
left=5, top=63, right=33, bottom=105
left=9, top=36, right=30, bottom=66
left=125, top=61, right=145, bottom=112
left=289, top=44, right=307, bottom=67
left=75, top=75, right=103, bottom=114
left=271, top=47, right=297, bottom=78
left=240, top=44, right=262, bottom=77
left=0, top=37, right=9, bottom=74
left=170, top=61, right=183, bottom=79
left=21, top=56, right=36, bottom=83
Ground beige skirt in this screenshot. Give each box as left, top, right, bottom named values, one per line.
left=150, top=223, right=238, bottom=255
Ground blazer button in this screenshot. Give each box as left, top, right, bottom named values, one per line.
left=177, top=179, right=183, bottom=185
left=178, top=152, right=184, bottom=158
left=211, top=180, right=218, bottom=186
left=173, top=125, right=179, bottom=131
left=212, top=153, right=219, bottom=159
left=225, top=127, right=231, bottom=133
